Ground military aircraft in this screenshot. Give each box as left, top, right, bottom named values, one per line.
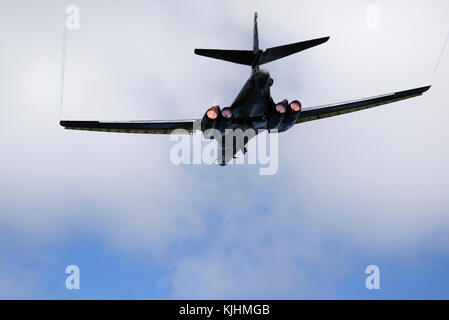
left=60, top=12, right=431, bottom=165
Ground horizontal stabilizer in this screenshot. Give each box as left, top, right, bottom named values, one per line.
left=261, top=37, right=330, bottom=65
left=195, top=37, right=329, bottom=67
left=194, top=49, right=256, bottom=66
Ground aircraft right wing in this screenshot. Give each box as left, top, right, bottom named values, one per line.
left=297, top=86, right=431, bottom=124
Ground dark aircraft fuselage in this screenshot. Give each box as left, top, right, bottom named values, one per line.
left=200, top=69, right=301, bottom=135
left=230, top=69, right=274, bottom=118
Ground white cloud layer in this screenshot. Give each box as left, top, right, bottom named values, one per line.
left=0, top=0, right=448, bottom=298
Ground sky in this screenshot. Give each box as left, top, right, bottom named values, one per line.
left=0, top=0, right=449, bottom=299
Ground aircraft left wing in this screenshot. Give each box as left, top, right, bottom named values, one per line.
left=297, top=86, right=431, bottom=124
left=60, top=119, right=201, bottom=134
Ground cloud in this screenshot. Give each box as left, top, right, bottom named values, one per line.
left=0, top=260, right=36, bottom=299
left=0, top=0, right=448, bottom=298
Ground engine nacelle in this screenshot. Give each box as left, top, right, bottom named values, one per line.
left=290, top=100, right=302, bottom=112
left=221, top=107, right=233, bottom=119
left=279, top=100, right=302, bottom=132
left=201, top=105, right=220, bottom=132
left=267, top=100, right=302, bottom=132
left=201, top=106, right=235, bottom=136
left=267, top=100, right=288, bottom=130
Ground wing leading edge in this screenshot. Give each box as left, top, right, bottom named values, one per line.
left=297, top=86, right=431, bottom=124
left=60, top=119, right=201, bottom=134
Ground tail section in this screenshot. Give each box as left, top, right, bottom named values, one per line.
left=253, top=12, right=259, bottom=54
left=193, top=49, right=255, bottom=65
left=260, top=37, right=330, bottom=65
left=253, top=12, right=260, bottom=73
left=194, top=12, right=329, bottom=70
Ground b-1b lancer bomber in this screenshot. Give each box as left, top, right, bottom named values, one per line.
left=60, top=13, right=431, bottom=165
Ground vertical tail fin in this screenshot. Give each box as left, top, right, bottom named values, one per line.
left=253, top=12, right=260, bottom=73
left=253, top=12, right=259, bottom=54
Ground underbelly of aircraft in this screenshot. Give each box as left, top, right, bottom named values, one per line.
left=231, top=95, right=273, bottom=118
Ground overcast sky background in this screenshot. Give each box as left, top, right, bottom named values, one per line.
left=0, top=0, right=449, bottom=299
